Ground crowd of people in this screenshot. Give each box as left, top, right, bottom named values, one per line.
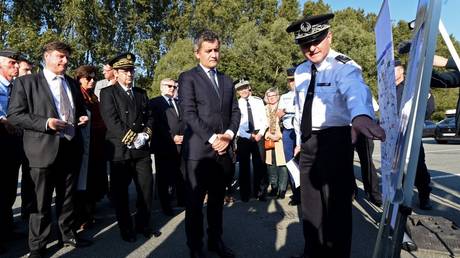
left=0, top=11, right=456, bottom=258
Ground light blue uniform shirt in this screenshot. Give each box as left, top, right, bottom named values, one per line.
left=293, top=49, right=375, bottom=145
left=0, top=75, right=12, bottom=120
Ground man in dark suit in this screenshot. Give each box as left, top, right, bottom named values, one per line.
left=149, top=78, right=185, bottom=216
left=178, top=30, right=241, bottom=258
left=99, top=52, right=160, bottom=242
left=7, top=41, right=91, bottom=258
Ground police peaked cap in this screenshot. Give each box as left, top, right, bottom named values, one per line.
left=286, top=67, right=296, bottom=79
left=286, top=13, right=334, bottom=45
left=109, top=52, right=136, bottom=69
left=0, top=49, right=20, bottom=60
left=234, top=79, right=250, bottom=90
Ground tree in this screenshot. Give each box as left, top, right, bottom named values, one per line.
left=150, top=39, right=196, bottom=97
left=302, top=0, right=331, bottom=17
left=278, top=0, right=301, bottom=22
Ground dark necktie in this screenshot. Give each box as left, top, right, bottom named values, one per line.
left=300, top=64, right=317, bottom=141
left=127, top=88, right=134, bottom=101
left=208, top=69, right=220, bottom=98
left=57, top=76, right=74, bottom=124
left=168, top=98, right=179, bottom=117
left=246, top=98, right=255, bottom=133
left=6, top=84, right=11, bottom=109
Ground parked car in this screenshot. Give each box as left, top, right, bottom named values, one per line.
left=434, top=117, right=460, bottom=143
left=422, top=120, right=436, bottom=138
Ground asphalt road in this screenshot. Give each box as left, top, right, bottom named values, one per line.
left=3, top=138, right=459, bottom=258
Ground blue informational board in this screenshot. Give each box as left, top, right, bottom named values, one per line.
left=372, top=0, right=442, bottom=257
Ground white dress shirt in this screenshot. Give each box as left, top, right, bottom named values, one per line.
left=43, top=68, right=75, bottom=121
left=278, top=90, right=296, bottom=130
left=237, top=95, right=268, bottom=139
left=293, top=49, right=374, bottom=145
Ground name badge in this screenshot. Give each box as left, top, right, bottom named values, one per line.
left=317, top=82, right=331, bottom=87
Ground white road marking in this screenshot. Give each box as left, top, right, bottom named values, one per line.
left=431, top=174, right=460, bottom=180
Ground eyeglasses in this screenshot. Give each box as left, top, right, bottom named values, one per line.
left=163, top=84, right=178, bottom=89
left=299, top=36, right=325, bottom=50
left=267, top=94, right=278, bottom=98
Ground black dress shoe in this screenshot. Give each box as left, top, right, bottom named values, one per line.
left=63, top=237, right=93, bottom=248
left=278, top=191, right=286, bottom=199
left=121, top=230, right=137, bottom=242
left=401, top=240, right=418, bottom=252
left=269, top=188, right=278, bottom=197
left=136, top=228, right=162, bottom=238
left=208, top=240, right=235, bottom=258
left=190, top=248, right=207, bottom=258
left=28, top=249, right=45, bottom=258
left=419, top=199, right=433, bottom=210
left=258, top=194, right=267, bottom=202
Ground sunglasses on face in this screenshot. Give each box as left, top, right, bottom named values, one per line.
left=163, top=84, right=178, bottom=89
left=300, top=36, right=325, bottom=50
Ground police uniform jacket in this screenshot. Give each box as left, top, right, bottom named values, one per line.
left=99, top=82, right=153, bottom=161
left=293, top=49, right=374, bottom=145
left=237, top=95, right=267, bottom=139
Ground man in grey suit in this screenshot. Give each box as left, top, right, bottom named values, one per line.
left=178, top=30, right=241, bottom=258
left=8, top=41, right=91, bottom=258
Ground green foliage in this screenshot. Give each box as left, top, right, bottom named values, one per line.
left=302, top=0, right=331, bottom=17
left=150, top=39, right=196, bottom=98
left=0, top=0, right=458, bottom=115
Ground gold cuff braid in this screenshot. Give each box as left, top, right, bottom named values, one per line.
left=121, top=129, right=137, bottom=145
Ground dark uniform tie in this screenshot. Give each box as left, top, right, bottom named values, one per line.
left=300, top=64, right=317, bottom=141
left=127, top=88, right=134, bottom=101
left=208, top=69, right=220, bottom=99
left=246, top=98, right=255, bottom=133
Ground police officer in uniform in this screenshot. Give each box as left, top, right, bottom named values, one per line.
left=286, top=14, right=386, bottom=258
left=235, top=79, right=268, bottom=202
left=99, top=53, right=160, bottom=242
left=277, top=67, right=300, bottom=205
left=0, top=49, right=22, bottom=255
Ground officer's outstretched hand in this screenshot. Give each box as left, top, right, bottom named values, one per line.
left=351, top=115, right=386, bottom=144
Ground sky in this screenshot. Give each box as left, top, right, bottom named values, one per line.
left=299, top=0, right=460, bottom=40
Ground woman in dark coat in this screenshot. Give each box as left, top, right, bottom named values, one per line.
left=74, top=65, right=108, bottom=229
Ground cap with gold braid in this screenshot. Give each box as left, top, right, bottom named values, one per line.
left=109, top=52, right=136, bottom=69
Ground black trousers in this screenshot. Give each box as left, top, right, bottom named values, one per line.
left=110, top=156, right=153, bottom=236
left=184, top=155, right=233, bottom=251
left=28, top=139, right=79, bottom=251
left=415, top=143, right=431, bottom=200
left=155, top=154, right=185, bottom=212
left=21, top=159, right=35, bottom=220
left=299, top=127, right=354, bottom=258
left=236, top=137, right=267, bottom=199
left=354, top=134, right=381, bottom=200
left=0, top=153, right=21, bottom=240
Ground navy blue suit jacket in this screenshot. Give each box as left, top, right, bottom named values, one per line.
left=178, top=65, right=241, bottom=160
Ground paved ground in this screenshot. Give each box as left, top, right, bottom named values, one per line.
left=2, top=138, right=459, bottom=258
